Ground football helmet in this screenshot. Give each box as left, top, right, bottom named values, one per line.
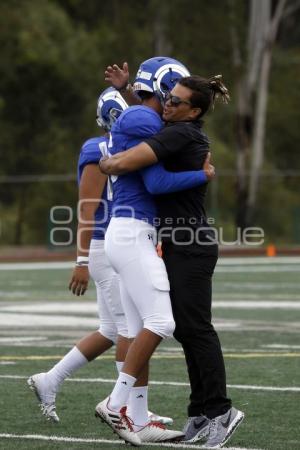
left=96, top=87, right=128, bottom=131
left=133, top=56, right=190, bottom=101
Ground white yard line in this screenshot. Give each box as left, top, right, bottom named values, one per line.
left=214, top=293, right=300, bottom=300
left=217, top=257, right=300, bottom=265
left=215, top=266, right=300, bottom=273
left=263, top=344, right=300, bottom=349
left=219, top=282, right=300, bottom=289
left=1, top=256, right=300, bottom=271
left=0, top=433, right=262, bottom=449
left=1, top=374, right=299, bottom=392
left=0, top=262, right=74, bottom=270
left=0, top=303, right=98, bottom=313
left=0, top=313, right=299, bottom=331
left=0, top=313, right=99, bottom=328
left=212, top=301, right=300, bottom=309
left=2, top=300, right=300, bottom=315
left=159, top=347, right=299, bottom=354
left=0, top=336, right=47, bottom=342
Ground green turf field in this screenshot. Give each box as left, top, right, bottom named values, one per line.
left=0, top=257, right=299, bottom=450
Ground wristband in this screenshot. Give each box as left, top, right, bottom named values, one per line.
left=76, top=256, right=89, bottom=266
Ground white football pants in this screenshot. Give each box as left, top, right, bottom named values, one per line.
left=104, top=217, right=175, bottom=339
left=88, top=239, right=128, bottom=343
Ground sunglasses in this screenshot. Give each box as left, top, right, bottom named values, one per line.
left=165, top=93, right=192, bottom=107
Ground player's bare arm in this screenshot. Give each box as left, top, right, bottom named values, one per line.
left=105, top=62, right=141, bottom=106
left=99, top=142, right=158, bottom=175
left=99, top=145, right=215, bottom=180
left=69, top=165, right=107, bottom=296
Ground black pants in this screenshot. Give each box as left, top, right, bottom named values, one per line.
left=162, top=242, right=232, bottom=419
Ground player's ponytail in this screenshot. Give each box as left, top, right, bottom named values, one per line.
left=178, top=75, right=230, bottom=118
left=208, top=75, right=230, bottom=107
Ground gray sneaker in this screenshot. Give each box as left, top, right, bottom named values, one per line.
left=203, top=407, right=244, bottom=448
left=182, top=415, right=210, bottom=443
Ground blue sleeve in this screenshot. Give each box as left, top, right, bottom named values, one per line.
left=78, top=150, right=100, bottom=168
left=119, top=108, right=163, bottom=139
left=77, top=139, right=105, bottom=182
left=140, top=163, right=207, bottom=195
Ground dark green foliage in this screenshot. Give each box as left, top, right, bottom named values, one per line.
left=0, top=0, right=299, bottom=244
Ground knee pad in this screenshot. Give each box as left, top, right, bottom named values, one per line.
left=114, top=316, right=129, bottom=339
left=144, top=318, right=175, bottom=339
left=127, top=322, right=143, bottom=339
left=117, top=328, right=129, bottom=339
left=98, top=325, right=118, bottom=344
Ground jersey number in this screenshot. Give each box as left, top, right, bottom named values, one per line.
left=99, top=136, right=118, bottom=200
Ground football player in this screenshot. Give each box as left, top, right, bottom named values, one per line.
left=27, top=84, right=212, bottom=437
left=27, top=87, right=172, bottom=428
left=27, top=88, right=129, bottom=423
left=100, top=71, right=245, bottom=447
left=95, top=57, right=215, bottom=445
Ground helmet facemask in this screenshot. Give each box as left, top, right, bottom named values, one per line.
left=133, top=57, right=190, bottom=105
left=96, top=88, right=128, bottom=131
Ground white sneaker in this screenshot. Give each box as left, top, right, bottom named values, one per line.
left=137, top=421, right=184, bottom=442
left=27, top=373, right=59, bottom=423
left=148, top=410, right=173, bottom=426
left=95, top=397, right=141, bottom=446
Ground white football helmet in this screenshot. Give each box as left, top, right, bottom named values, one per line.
left=96, top=87, right=128, bottom=131
left=133, top=56, right=190, bottom=101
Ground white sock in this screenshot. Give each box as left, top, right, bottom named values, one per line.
left=109, top=372, right=137, bottom=412
left=127, top=386, right=149, bottom=429
left=115, top=361, right=124, bottom=374
left=45, top=346, right=88, bottom=392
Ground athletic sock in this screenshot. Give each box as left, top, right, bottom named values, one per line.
left=115, top=361, right=124, bottom=374
left=45, top=346, right=88, bottom=392
left=109, top=372, right=137, bottom=412
left=127, top=386, right=149, bottom=430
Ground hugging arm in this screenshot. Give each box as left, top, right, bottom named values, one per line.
left=141, top=155, right=215, bottom=195
left=99, top=124, right=212, bottom=177
left=99, top=145, right=215, bottom=191
left=141, top=163, right=207, bottom=195
left=99, top=142, right=157, bottom=175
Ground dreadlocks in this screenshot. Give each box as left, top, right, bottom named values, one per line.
left=178, top=75, right=230, bottom=117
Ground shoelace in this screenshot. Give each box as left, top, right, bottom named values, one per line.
left=149, top=421, right=166, bottom=430
left=41, top=403, right=57, bottom=416
left=116, top=406, right=135, bottom=432
left=208, top=418, right=219, bottom=438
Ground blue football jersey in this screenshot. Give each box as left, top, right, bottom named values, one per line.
left=77, top=137, right=111, bottom=240
left=109, top=106, right=164, bottom=224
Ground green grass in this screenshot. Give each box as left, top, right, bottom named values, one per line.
left=0, top=259, right=300, bottom=449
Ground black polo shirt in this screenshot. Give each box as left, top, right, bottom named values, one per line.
left=144, top=120, right=216, bottom=250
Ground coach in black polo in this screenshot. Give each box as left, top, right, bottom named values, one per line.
left=100, top=75, right=244, bottom=447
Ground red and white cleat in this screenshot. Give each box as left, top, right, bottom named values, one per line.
left=95, top=397, right=141, bottom=446
left=148, top=410, right=173, bottom=426
left=137, top=421, right=184, bottom=442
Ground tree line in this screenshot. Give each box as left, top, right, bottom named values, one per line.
left=0, top=0, right=299, bottom=245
